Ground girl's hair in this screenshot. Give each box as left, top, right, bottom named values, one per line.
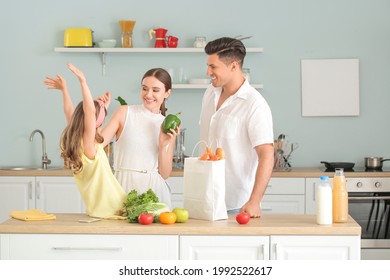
left=142, top=68, right=172, bottom=116
left=60, top=100, right=106, bottom=174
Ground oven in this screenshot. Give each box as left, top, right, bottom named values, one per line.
left=347, top=177, right=390, bottom=260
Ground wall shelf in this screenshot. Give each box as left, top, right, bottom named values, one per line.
left=172, top=83, right=264, bottom=89
left=54, top=47, right=264, bottom=53
left=54, top=47, right=264, bottom=80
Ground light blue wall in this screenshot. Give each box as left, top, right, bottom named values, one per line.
left=1, top=0, right=390, bottom=168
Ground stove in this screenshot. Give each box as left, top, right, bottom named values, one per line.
left=345, top=176, right=390, bottom=259
left=346, top=177, right=390, bottom=192
left=324, top=168, right=390, bottom=173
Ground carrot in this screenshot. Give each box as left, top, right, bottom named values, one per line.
left=206, top=146, right=215, bottom=158
left=209, top=154, right=219, bottom=161
left=215, top=147, right=225, bottom=160
left=199, top=152, right=209, bottom=160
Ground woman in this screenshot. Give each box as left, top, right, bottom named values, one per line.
left=99, top=68, right=177, bottom=208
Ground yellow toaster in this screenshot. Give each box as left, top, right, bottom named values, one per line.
left=64, top=28, right=93, bottom=47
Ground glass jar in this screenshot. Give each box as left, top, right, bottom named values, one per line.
left=193, top=36, right=207, bottom=48
left=242, top=68, right=251, bottom=82
left=122, top=32, right=133, bottom=48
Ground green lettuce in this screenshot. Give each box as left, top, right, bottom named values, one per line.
left=122, top=189, right=170, bottom=223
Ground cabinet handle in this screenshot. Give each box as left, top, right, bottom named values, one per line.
left=52, top=247, right=124, bottom=251
left=28, top=182, right=33, bottom=200
left=349, top=196, right=390, bottom=200
left=261, top=244, right=265, bottom=257
left=274, top=243, right=283, bottom=260
left=36, top=182, right=40, bottom=200
left=262, top=208, right=272, bottom=212
left=312, top=182, right=316, bottom=201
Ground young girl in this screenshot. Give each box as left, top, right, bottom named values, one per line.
left=45, top=67, right=178, bottom=208
left=45, top=63, right=126, bottom=219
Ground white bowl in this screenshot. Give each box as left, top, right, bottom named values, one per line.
left=97, top=40, right=116, bottom=48
left=189, top=78, right=210, bottom=84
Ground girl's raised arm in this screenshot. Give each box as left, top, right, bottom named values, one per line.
left=67, top=63, right=97, bottom=159
left=43, top=74, right=74, bottom=124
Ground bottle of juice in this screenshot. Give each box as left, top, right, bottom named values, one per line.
left=332, top=168, right=348, bottom=223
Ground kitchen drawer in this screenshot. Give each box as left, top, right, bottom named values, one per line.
left=180, top=235, right=269, bottom=260
left=0, top=234, right=178, bottom=260
left=261, top=194, right=305, bottom=214
left=265, top=178, right=305, bottom=195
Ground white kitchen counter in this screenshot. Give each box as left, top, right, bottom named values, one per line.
left=1, top=167, right=389, bottom=178
left=0, top=214, right=361, bottom=260
left=0, top=213, right=361, bottom=235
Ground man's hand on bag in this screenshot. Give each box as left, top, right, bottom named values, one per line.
left=241, top=201, right=262, bottom=218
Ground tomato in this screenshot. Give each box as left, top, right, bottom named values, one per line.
left=138, top=213, right=154, bottom=225
left=236, top=212, right=250, bottom=224
left=159, top=212, right=177, bottom=224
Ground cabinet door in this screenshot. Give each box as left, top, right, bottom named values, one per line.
left=167, top=177, right=184, bottom=208
left=270, top=235, right=360, bottom=260
left=261, top=195, right=305, bottom=214
left=305, top=178, right=318, bottom=214
left=0, top=177, right=35, bottom=223
left=180, top=235, right=269, bottom=260
left=1, top=234, right=178, bottom=260
left=262, top=178, right=305, bottom=214
left=305, top=177, right=335, bottom=214
left=265, top=178, right=305, bottom=195
left=35, top=176, right=84, bottom=214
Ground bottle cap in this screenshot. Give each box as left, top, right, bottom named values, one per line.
left=320, top=176, right=329, bottom=180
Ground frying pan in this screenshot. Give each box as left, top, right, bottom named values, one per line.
left=320, top=161, right=355, bottom=170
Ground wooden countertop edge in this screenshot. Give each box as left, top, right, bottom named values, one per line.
left=1, top=167, right=389, bottom=177
left=0, top=214, right=361, bottom=236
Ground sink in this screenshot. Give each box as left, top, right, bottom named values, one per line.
left=0, top=166, right=64, bottom=171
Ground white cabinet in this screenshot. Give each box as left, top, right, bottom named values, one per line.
left=35, top=176, right=84, bottom=214
left=179, top=235, right=360, bottom=260
left=305, top=177, right=335, bottom=214
left=270, top=235, right=360, bottom=260
left=0, top=177, right=34, bottom=223
left=262, top=178, right=305, bottom=214
left=1, top=233, right=360, bottom=260
left=305, top=177, right=319, bottom=214
left=167, top=177, right=305, bottom=214
left=167, top=177, right=184, bottom=209
left=0, top=176, right=84, bottom=223
left=0, top=234, right=178, bottom=260
left=180, top=236, right=269, bottom=260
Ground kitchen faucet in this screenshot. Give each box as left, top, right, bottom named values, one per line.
left=29, top=129, right=51, bottom=169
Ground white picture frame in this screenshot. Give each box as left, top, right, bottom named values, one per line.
left=301, top=58, right=360, bottom=116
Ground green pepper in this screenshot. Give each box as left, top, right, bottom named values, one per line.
left=162, top=112, right=181, bottom=133
left=115, top=96, right=127, bottom=105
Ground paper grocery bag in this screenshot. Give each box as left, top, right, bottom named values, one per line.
left=183, top=157, right=228, bottom=221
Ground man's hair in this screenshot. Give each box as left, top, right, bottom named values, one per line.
left=205, top=37, right=246, bottom=68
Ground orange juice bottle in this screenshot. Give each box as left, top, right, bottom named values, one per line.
left=332, top=168, right=348, bottom=223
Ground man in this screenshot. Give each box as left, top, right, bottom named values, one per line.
left=199, top=37, right=274, bottom=218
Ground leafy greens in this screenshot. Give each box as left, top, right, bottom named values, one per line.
left=122, top=189, right=170, bottom=223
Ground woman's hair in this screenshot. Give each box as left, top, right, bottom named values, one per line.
left=142, top=68, right=172, bottom=116
left=205, top=37, right=246, bottom=68
left=60, top=100, right=106, bottom=173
